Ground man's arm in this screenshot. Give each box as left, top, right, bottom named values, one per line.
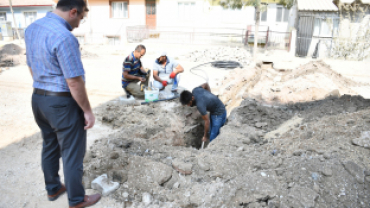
left=153, top=70, right=162, bottom=82
left=173, top=64, right=184, bottom=74
left=140, top=65, right=147, bottom=74
left=28, top=67, right=33, bottom=76
left=200, top=83, right=211, bottom=93
left=123, top=71, right=145, bottom=82
left=201, top=114, right=210, bottom=142
left=66, top=76, right=95, bottom=130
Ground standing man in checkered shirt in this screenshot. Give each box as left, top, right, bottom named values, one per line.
left=25, top=0, right=100, bottom=207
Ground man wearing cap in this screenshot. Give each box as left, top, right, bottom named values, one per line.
left=153, top=52, right=184, bottom=92
left=122, top=44, right=150, bottom=99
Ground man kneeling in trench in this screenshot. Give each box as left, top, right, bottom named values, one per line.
left=180, top=83, right=227, bottom=143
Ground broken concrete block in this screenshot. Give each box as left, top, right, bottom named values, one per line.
left=173, top=182, right=180, bottom=189
left=172, top=158, right=192, bottom=175
left=197, top=159, right=210, bottom=171
left=321, top=167, right=332, bottom=177
left=142, top=192, right=153, bottom=206
left=255, top=122, right=268, bottom=128
left=242, top=138, right=251, bottom=144
left=91, top=174, right=120, bottom=196
left=127, top=156, right=172, bottom=192
left=288, top=187, right=319, bottom=208
left=343, top=161, right=365, bottom=184
left=352, top=131, right=370, bottom=149
left=109, top=151, right=119, bottom=159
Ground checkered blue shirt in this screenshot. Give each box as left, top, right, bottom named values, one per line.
left=25, top=12, right=85, bottom=92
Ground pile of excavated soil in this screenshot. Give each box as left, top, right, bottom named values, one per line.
left=84, top=95, right=370, bottom=207
left=0, top=43, right=26, bottom=67
left=80, top=47, right=98, bottom=58
left=215, top=60, right=368, bottom=115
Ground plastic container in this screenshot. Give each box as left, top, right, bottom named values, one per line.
left=144, top=88, right=159, bottom=102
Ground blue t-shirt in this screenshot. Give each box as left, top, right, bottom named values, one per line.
left=192, top=87, right=225, bottom=116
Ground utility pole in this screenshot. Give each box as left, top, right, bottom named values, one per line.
left=86, top=0, right=92, bottom=34
left=8, top=0, right=21, bottom=42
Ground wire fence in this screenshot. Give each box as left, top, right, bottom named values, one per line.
left=126, top=26, right=246, bottom=46
left=244, top=29, right=291, bottom=51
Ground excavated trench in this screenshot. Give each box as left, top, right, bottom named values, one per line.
left=83, top=94, right=370, bottom=208
left=82, top=60, right=370, bottom=207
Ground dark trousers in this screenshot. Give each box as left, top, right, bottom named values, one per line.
left=31, top=93, right=86, bottom=206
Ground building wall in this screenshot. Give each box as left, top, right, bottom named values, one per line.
left=0, top=6, right=54, bottom=28
left=73, top=0, right=146, bottom=42
left=73, top=0, right=296, bottom=44
left=156, top=1, right=296, bottom=32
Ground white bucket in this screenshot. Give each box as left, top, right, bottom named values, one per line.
left=144, top=88, right=159, bottom=102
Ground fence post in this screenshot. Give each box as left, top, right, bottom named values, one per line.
left=289, top=29, right=297, bottom=57
left=265, top=28, right=269, bottom=49
left=288, top=31, right=292, bottom=52
left=246, top=30, right=249, bottom=45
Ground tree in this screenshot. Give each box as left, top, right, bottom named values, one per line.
left=8, top=0, right=21, bottom=42
left=219, top=0, right=294, bottom=60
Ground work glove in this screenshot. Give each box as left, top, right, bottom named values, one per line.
left=162, top=81, right=168, bottom=87
left=170, top=72, right=176, bottom=79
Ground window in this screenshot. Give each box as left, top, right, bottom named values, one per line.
left=255, top=9, right=267, bottom=22
left=146, top=3, right=155, bottom=15
left=0, top=12, right=7, bottom=21
left=313, top=18, right=338, bottom=37
left=111, top=1, right=128, bottom=18
left=276, top=6, right=289, bottom=22
left=313, top=18, right=339, bottom=37
left=178, top=2, right=196, bottom=20
left=261, top=10, right=267, bottom=22
left=24, top=12, right=37, bottom=27
left=107, top=36, right=121, bottom=45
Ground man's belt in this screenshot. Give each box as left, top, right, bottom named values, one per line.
left=33, top=88, right=72, bottom=97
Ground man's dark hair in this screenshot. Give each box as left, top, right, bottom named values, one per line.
left=135, top=45, right=146, bottom=52
left=180, top=90, right=193, bottom=105
left=57, top=0, right=89, bottom=13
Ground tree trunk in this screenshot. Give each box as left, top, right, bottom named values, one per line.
left=86, top=0, right=92, bottom=34
left=8, top=0, right=20, bottom=42
left=254, top=6, right=260, bottom=61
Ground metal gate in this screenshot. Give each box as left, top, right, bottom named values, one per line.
left=296, top=16, right=314, bottom=57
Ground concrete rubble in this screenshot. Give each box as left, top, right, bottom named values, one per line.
left=91, top=174, right=120, bottom=196
left=81, top=60, right=370, bottom=207
left=0, top=44, right=26, bottom=67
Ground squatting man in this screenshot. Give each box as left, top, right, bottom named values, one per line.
left=122, top=45, right=150, bottom=99
left=153, top=51, right=184, bottom=92
left=180, top=83, right=227, bottom=143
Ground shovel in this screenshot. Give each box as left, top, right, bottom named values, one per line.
left=201, top=141, right=205, bottom=150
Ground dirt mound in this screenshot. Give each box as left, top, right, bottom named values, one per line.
left=84, top=95, right=370, bottom=207
left=0, top=43, right=26, bottom=67
left=80, top=47, right=98, bottom=58
left=215, top=60, right=370, bottom=115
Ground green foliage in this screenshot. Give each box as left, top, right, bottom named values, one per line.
left=219, top=0, right=294, bottom=9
